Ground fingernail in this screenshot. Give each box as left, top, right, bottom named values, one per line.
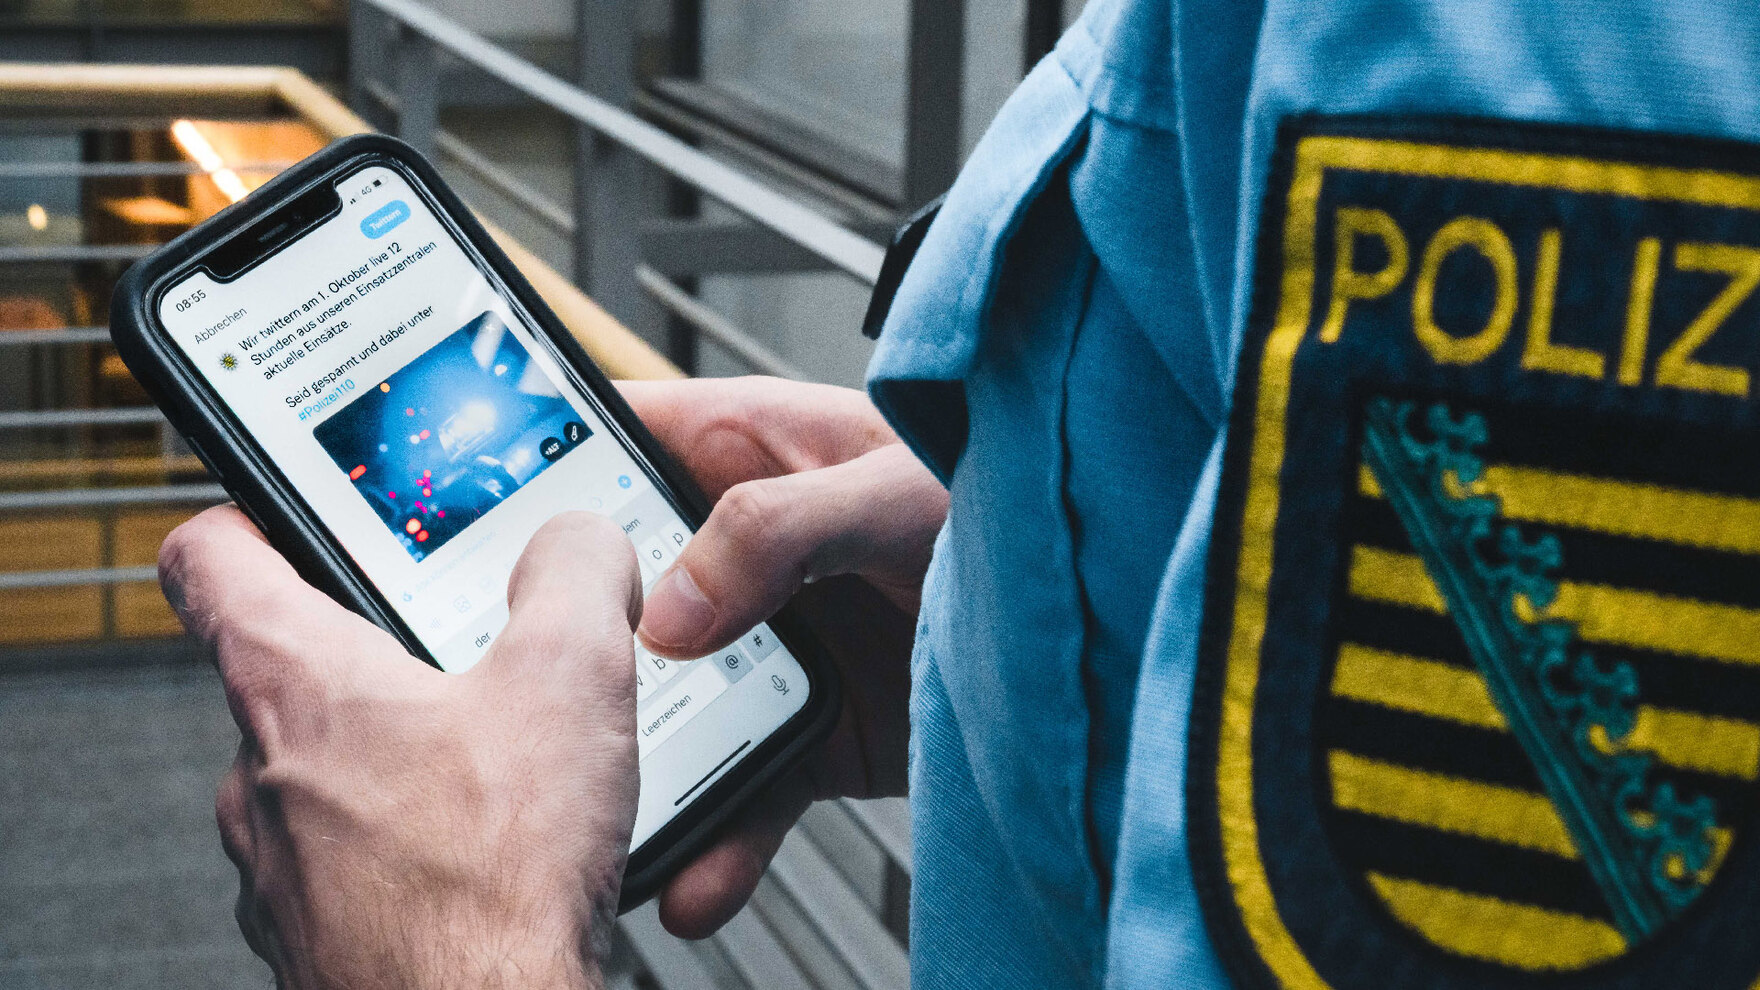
left=639, top=566, right=715, bottom=649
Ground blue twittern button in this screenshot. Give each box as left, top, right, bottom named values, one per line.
left=361, top=199, right=410, bottom=238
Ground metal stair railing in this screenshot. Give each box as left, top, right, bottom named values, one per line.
left=348, top=0, right=892, bottom=381
left=350, top=0, right=885, bottom=284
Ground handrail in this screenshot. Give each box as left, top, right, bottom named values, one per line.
left=0, top=408, right=165, bottom=429
left=0, top=161, right=293, bottom=177
left=0, top=453, right=203, bottom=482
left=0, top=566, right=160, bottom=591
left=634, top=264, right=807, bottom=380
left=434, top=127, right=574, bottom=235
left=354, top=0, right=886, bottom=285
left=0, top=244, right=155, bottom=263
left=0, top=327, right=113, bottom=346
left=0, top=484, right=226, bottom=511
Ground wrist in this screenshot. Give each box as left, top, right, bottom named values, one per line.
left=430, top=925, right=605, bottom=990
left=391, top=894, right=610, bottom=990
left=473, top=947, right=602, bottom=990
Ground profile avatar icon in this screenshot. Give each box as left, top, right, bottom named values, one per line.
left=219, top=352, right=239, bottom=371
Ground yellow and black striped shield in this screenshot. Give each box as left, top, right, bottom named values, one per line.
left=1188, top=118, right=1760, bottom=989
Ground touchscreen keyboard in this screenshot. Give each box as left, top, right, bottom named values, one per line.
left=617, top=494, right=781, bottom=759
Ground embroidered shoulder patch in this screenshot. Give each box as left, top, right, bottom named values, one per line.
left=1187, top=117, right=1760, bottom=989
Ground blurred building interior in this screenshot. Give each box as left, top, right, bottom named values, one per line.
left=0, top=0, right=1085, bottom=986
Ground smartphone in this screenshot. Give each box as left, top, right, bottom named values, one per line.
left=110, top=134, right=838, bottom=907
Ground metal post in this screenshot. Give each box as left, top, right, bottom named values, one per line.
left=573, top=0, right=656, bottom=349
left=395, top=27, right=440, bottom=160
left=1023, top=0, right=1063, bottom=74
left=81, top=0, right=104, bottom=60
left=663, top=0, right=704, bottom=373
left=904, top=0, right=966, bottom=208
left=159, top=419, right=181, bottom=460
left=347, top=0, right=374, bottom=114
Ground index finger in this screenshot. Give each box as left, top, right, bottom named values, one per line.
left=478, top=511, right=643, bottom=699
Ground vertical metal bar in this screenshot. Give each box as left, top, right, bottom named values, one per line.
left=574, top=0, right=657, bottom=346
left=158, top=419, right=180, bottom=460
left=1023, top=0, right=1063, bottom=74
left=662, top=0, right=704, bottom=372
left=99, top=504, right=117, bottom=640
left=395, top=27, right=440, bottom=160
left=347, top=0, right=373, bottom=113
left=904, top=0, right=966, bottom=208
left=83, top=0, right=104, bottom=60
left=668, top=0, right=702, bottom=79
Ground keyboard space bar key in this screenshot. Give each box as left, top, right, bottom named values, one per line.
left=636, top=660, right=728, bottom=759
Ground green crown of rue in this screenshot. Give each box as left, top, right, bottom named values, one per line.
left=1361, top=396, right=1719, bottom=939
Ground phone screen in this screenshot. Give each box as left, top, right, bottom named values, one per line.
left=154, top=161, right=810, bottom=847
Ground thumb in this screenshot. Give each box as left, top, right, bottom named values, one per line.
left=482, top=512, right=644, bottom=695
left=637, top=443, right=942, bottom=659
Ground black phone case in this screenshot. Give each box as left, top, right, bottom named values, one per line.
left=109, top=133, right=840, bottom=911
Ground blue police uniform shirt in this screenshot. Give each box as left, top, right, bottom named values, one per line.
left=866, top=1, right=1760, bottom=986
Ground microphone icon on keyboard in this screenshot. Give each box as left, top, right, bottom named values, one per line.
left=770, top=675, right=788, bottom=695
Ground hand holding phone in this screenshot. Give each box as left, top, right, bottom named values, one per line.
left=111, top=135, right=838, bottom=906
left=167, top=506, right=639, bottom=989
left=615, top=377, right=946, bottom=936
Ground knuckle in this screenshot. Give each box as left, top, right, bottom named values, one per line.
left=219, top=669, right=278, bottom=745
left=213, top=621, right=338, bottom=743
left=157, top=506, right=233, bottom=572
left=494, top=602, right=576, bottom=659
left=514, top=512, right=630, bottom=586
left=156, top=518, right=211, bottom=609
left=156, top=508, right=254, bottom=635
left=213, top=612, right=295, bottom=685
left=713, top=480, right=784, bottom=552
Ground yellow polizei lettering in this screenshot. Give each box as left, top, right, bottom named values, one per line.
left=1328, top=750, right=1579, bottom=857
left=1521, top=229, right=1606, bottom=379
left=1619, top=237, right=1662, bottom=386
left=1331, top=643, right=1760, bottom=780
left=1356, top=462, right=1760, bottom=556
left=1413, top=216, right=1520, bottom=365
left=1349, top=546, right=1760, bottom=668
left=1655, top=242, right=1760, bottom=397
left=1320, top=207, right=1409, bottom=343
left=1364, top=873, right=1626, bottom=970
